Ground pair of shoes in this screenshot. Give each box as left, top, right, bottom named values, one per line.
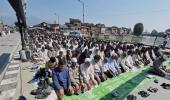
left=138, top=91, right=150, bottom=98
left=30, top=88, right=42, bottom=95
left=35, top=92, right=49, bottom=99
left=127, top=95, right=137, bottom=100
left=35, top=88, right=51, bottom=99
left=147, top=87, right=158, bottom=93
left=161, top=83, right=170, bottom=90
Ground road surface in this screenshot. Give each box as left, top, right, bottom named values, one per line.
left=0, top=32, right=20, bottom=81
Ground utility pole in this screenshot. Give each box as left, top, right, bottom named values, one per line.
left=54, top=13, right=60, bottom=24
left=78, top=0, right=85, bottom=23
left=58, top=16, right=60, bottom=24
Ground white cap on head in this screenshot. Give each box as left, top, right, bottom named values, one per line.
left=48, top=45, right=53, bottom=48
left=111, top=51, right=117, bottom=56
left=111, top=50, right=115, bottom=54
left=95, top=47, right=99, bottom=50
left=89, top=49, right=93, bottom=52
left=71, top=58, right=77, bottom=63
left=85, top=58, right=91, bottom=62
left=60, top=48, right=64, bottom=52
left=75, top=41, right=78, bottom=44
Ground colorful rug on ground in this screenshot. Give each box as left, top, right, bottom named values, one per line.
left=63, top=67, right=151, bottom=100
left=63, top=60, right=170, bottom=100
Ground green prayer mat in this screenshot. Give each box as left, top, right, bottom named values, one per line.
left=63, top=59, right=170, bottom=100
left=63, top=67, right=151, bottom=100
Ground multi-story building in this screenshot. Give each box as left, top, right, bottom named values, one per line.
left=95, top=23, right=105, bottom=28
left=120, top=27, right=131, bottom=35
left=111, top=26, right=119, bottom=35
left=64, top=18, right=131, bottom=35
left=101, top=27, right=106, bottom=34
left=80, top=26, right=89, bottom=34
left=105, top=27, right=112, bottom=35
left=33, top=22, right=59, bottom=33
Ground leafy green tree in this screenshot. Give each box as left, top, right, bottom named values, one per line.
left=151, top=29, right=158, bottom=36
left=133, top=23, right=144, bottom=36
left=165, top=29, right=170, bottom=34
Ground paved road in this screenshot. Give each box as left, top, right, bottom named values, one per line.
left=0, top=32, right=20, bottom=55
left=0, top=33, right=20, bottom=80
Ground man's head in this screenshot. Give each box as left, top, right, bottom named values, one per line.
left=67, top=49, right=71, bottom=54
left=41, top=46, right=45, bottom=52
left=95, top=49, right=100, bottom=54
left=58, top=60, right=65, bottom=68
left=111, top=51, right=118, bottom=59
left=103, top=57, right=108, bottom=63
left=59, top=50, right=64, bottom=56
left=48, top=46, right=53, bottom=51
left=127, top=50, right=133, bottom=56
left=94, top=55, right=101, bottom=62
left=71, top=58, right=77, bottom=68
left=50, top=57, right=56, bottom=63
left=122, top=52, right=127, bottom=58
left=84, top=58, right=91, bottom=67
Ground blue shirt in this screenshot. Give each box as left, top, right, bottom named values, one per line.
left=103, top=63, right=110, bottom=72
left=108, top=57, right=121, bottom=74
left=52, top=67, right=71, bottom=90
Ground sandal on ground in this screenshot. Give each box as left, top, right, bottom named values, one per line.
left=127, top=95, right=137, bottom=100
left=147, top=87, right=158, bottom=93
left=35, top=90, right=50, bottom=99
left=161, top=83, right=170, bottom=90
left=138, top=91, right=150, bottom=98
left=30, top=88, right=42, bottom=95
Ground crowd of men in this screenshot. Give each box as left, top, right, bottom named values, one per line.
left=28, top=30, right=167, bottom=100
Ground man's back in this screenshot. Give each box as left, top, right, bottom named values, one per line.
left=53, top=67, right=69, bottom=88
left=152, top=57, right=162, bottom=68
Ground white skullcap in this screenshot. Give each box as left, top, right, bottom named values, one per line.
left=89, top=49, right=93, bottom=52
left=59, top=48, right=64, bottom=52
left=71, top=58, right=77, bottom=62
left=111, top=51, right=117, bottom=56
left=85, top=58, right=91, bottom=62
left=48, top=45, right=53, bottom=48
left=75, top=41, right=78, bottom=44
left=67, top=49, right=71, bottom=51
left=111, top=50, right=115, bottom=54
left=95, top=47, right=99, bottom=50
